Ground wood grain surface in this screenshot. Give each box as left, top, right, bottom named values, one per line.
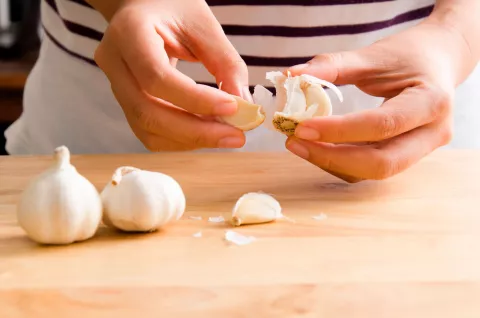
left=0, top=150, right=479, bottom=317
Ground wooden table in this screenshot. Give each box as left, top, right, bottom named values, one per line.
left=1, top=150, right=479, bottom=317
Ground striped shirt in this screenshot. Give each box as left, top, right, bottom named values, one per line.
left=40, top=0, right=435, bottom=92
left=19, top=0, right=480, bottom=155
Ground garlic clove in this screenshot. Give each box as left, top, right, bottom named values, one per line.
left=101, top=166, right=186, bottom=232
left=231, top=192, right=284, bottom=226
left=16, top=145, right=103, bottom=245
left=218, top=95, right=266, bottom=131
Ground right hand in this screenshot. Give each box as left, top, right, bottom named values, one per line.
left=94, top=0, right=249, bottom=151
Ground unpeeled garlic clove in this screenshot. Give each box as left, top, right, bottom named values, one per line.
left=100, top=166, right=186, bottom=232
left=16, top=145, right=103, bottom=245
left=230, top=192, right=284, bottom=226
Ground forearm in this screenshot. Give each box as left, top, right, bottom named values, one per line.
left=426, top=0, right=480, bottom=84
left=84, top=0, right=123, bottom=21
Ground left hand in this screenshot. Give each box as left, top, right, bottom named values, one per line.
left=284, top=20, right=472, bottom=183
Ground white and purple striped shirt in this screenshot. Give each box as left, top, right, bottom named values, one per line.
left=6, top=0, right=480, bottom=154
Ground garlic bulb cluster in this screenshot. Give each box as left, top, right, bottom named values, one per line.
left=16, top=146, right=102, bottom=245
left=217, top=72, right=343, bottom=135
left=230, top=192, right=285, bottom=226
left=100, top=166, right=186, bottom=232
left=265, top=71, right=344, bottom=135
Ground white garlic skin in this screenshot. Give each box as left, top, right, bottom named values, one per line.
left=231, top=192, right=283, bottom=226
left=16, top=146, right=102, bottom=245
left=101, top=167, right=186, bottom=232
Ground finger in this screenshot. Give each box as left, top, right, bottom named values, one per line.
left=294, top=86, right=450, bottom=143
left=182, top=3, right=250, bottom=99
left=95, top=37, right=245, bottom=151
left=286, top=121, right=451, bottom=180
left=286, top=49, right=373, bottom=85
left=105, top=11, right=238, bottom=116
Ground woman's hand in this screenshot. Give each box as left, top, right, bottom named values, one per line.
left=91, top=0, right=249, bottom=151
left=284, top=13, right=479, bottom=182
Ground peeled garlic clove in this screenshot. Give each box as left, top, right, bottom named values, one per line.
left=231, top=192, right=283, bottom=226
left=100, top=166, right=186, bottom=232
left=16, top=145, right=102, bottom=245
left=218, top=95, right=266, bottom=131
left=265, top=71, right=343, bottom=136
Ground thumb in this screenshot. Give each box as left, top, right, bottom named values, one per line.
left=286, top=50, right=373, bottom=85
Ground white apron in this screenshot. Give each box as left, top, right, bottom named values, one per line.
left=5, top=0, right=480, bottom=155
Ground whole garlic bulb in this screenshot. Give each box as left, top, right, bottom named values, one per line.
left=260, top=71, right=344, bottom=135
left=100, top=166, right=186, bottom=232
left=231, top=192, right=288, bottom=226
left=16, top=146, right=103, bottom=245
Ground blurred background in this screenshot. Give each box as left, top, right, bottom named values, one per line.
left=0, top=0, right=40, bottom=155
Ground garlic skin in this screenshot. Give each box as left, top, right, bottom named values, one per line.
left=231, top=192, right=283, bottom=226
left=264, top=71, right=344, bottom=135
left=100, top=166, right=186, bottom=232
left=16, top=146, right=102, bottom=245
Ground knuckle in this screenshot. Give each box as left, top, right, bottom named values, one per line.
left=440, top=125, right=454, bottom=146
left=142, top=69, right=169, bottom=97
left=190, top=132, right=209, bottom=149
left=131, top=106, right=159, bottom=132
left=375, top=112, right=401, bottom=139
left=428, top=86, right=453, bottom=119
left=373, top=151, right=399, bottom=180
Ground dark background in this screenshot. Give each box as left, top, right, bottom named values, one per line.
left=0, top=0, right=40, bottom=155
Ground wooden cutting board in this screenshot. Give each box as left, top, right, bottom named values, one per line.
left=1, top=150, right=480, bottom=317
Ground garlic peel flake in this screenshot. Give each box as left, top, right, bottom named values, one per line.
left=16, top=145, right=102, bottom=245
left=224, top=230, right=256, bottom=246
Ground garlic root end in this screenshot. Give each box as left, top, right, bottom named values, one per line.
left=53, top=145, right=71, bottom=169
left=111, top=166, right=140, bottom=186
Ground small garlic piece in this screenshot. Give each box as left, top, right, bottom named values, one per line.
left=16, top=146, right=102, bottom=245
left=231, top=192, right=284, bottom=226
left=100, top=166, right=185, bottom=232
left=266, top=71, right=343, bottom=135
left=216, top=82, right=266, bottom=131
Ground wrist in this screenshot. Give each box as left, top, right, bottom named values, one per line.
left=424, top=2, right=480, bottom=85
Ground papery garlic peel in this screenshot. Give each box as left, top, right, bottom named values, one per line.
left=100, top=166, right=186, bottom=232
left=244, top=72, right=343, bottom=135
left=231, top=192, right=283, bottom=226
left=267, top=71, right=344, bottom=135
left=16, top=145, right=103, bottom=245
left=216, top=82, right=266, bottom=131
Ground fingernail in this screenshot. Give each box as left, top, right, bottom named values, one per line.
left=215, top=100, right=238, bottom=116
left=242, top=86, right=254, bottom=103
left=288, top=63, right=309, bottom=74
left=286, top=140, right=310, bottom=159
left=218, top=137, right=245, bottom=148
left=295, top=126, right=320, bottom=140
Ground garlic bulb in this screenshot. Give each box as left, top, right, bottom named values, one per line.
left=16, top=146, right=103, bottom=245
left=264, top=71, right=343, bottom=135
left=216, top=82, right=266, bottom=131
left=230, top=192, right=285, bottom=226
left=100, top=166, right=185, bottom=232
